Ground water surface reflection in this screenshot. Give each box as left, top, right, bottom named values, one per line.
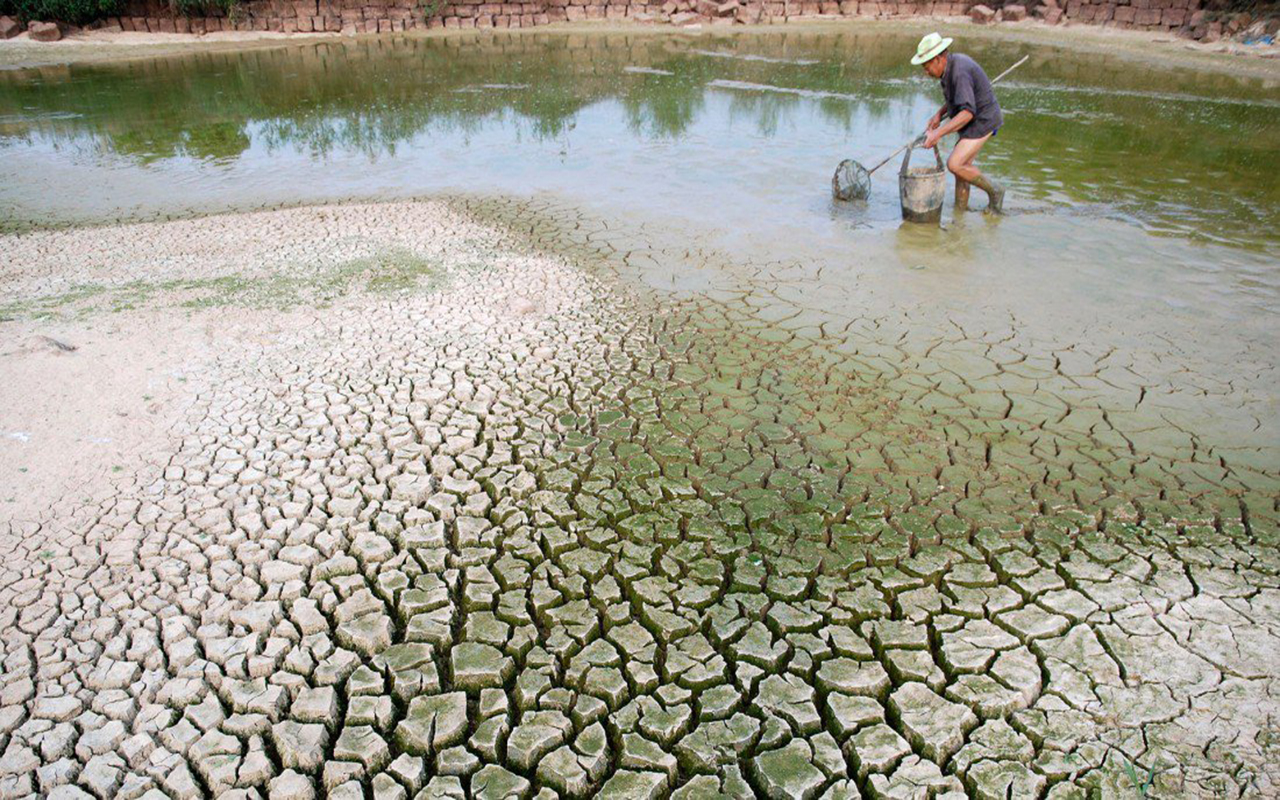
left=2, top=31, right=1277, bottom=250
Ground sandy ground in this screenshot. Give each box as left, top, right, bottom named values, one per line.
left=0, top=314, right=215, bottom=523
left=0, top=202, right=519, bottom=526
left=2, top=17, right=1278, bottom=78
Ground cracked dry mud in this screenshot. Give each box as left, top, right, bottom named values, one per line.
left=1, top=198, right=1278, bottom=800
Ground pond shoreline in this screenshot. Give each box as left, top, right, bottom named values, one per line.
left=3, top=18, right=1279, bottom=79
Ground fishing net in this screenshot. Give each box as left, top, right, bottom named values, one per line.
left=832, top=158, right=871, bottom=201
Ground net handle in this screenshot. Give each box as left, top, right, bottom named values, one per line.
left=866, top=140, right=915, bottom=177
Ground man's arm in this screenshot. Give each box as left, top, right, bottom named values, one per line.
left=927, top=104, right=947, bottom=131
left=924, top=68, right=977, bottom=147
left=923, top=109, right=973, bottom=148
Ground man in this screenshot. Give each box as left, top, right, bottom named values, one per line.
left=913, top=32, right=1005, bottom=213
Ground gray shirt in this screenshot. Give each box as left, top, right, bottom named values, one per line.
left=941, top=53, right=1003, bottom=140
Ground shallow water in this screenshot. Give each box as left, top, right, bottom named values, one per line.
left=6, top=30, right=1275, bottom=447
left=1, top=31, right=1278, bottom=245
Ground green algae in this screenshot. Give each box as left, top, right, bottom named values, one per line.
left=0, top=247, right=448, bottom=320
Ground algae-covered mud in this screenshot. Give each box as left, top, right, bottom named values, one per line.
left=2, top=29, right=1279, bottom=800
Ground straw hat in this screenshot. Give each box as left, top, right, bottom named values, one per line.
left=911, top=32, right=953, bottom=65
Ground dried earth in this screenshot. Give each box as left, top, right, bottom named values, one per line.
left=0, top=198, right=1277, bottom=799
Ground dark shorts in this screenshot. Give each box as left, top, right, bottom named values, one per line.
left=959, top=126, right=999, bottom=141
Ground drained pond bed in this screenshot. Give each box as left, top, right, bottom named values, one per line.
left=0, top=27, right=1278, bottom=800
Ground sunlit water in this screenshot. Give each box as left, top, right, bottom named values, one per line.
left=1, top=30, right=1278, bottom=448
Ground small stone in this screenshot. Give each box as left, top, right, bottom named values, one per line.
left=620, top=733, right=677, bottom=782
left=28, top=20, right=61, bottom=41
left=1, top=745, right=40, bottom=775
left=1, top=16, right=23, bottom=39
left=336, top=613, right=394, bottom=656
left=970, top=3, right=995, bottom=23
left=419, top=775, right=465, bottom=798
left=536, top=745, right=589, bottom=795
left=329, top=780, right=364, bottom=800
left=87, top=659, right=140, bottom=691
left=33, top=696, right=82, bottom=722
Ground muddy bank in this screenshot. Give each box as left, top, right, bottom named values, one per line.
left=2, top=18, right=1278, bottom=79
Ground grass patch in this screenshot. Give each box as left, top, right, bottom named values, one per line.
left=1, top=248, right=455, bottom=321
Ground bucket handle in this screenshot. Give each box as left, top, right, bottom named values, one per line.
left=900, top=143, right=944, bottom=175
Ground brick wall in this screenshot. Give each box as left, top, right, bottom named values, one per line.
left=109, top=0, right=981, bottom=35
left=1058, top=0, right=1201, bottom=32
left=102, top=0, right=1255, bottom=40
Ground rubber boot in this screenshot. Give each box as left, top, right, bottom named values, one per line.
left=954, top=179, right=971, bottom=212
left=969, top=173, right=1005, bottom=214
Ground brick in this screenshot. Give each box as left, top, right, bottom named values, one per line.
left=970, top=2, right=995, bottom=22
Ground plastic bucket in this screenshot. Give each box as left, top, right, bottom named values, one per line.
left=899, top=145, right=946, bottom=224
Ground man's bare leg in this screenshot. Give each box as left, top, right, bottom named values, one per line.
left=947, top=134, right=1004, bottom=214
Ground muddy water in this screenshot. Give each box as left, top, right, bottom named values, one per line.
left=1, top=31, right=1278, bottom=243
left=8, top=30, right=1273, bottom=445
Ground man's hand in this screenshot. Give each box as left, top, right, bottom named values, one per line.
left=926, top=112, right=942, bottom=132
left=922, top=129, right=943, bottom=149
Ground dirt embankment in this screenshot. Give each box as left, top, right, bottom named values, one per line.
left=1, top=18, right=1278, bottom=78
